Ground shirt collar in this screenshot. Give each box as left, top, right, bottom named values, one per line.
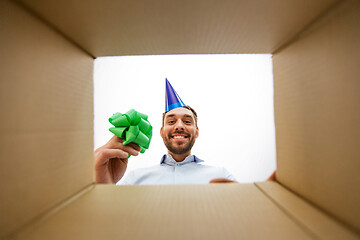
left=160, top=154, right=204, bottom=166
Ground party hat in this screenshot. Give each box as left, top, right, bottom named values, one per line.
left=165, top=78, right=185, bottom=112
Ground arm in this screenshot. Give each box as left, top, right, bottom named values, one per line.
left=94, top=135, right=141, bottom=184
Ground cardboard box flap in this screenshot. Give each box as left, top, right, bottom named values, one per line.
left=17, top=0, right=337, bottom=56
left=0, top=0, right=93, bottom=238
left=256, top=182, right=359, bottom=239
left=273, top=0, right=360, bottom=232
left=14, top=184, right=314, bottom=240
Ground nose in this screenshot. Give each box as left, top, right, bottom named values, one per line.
left=174, top=119, right=185, bottom=131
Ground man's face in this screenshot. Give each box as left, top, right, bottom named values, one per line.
left=160, top=107, right=199, bottom=155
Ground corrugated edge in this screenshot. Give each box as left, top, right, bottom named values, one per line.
left=5, top=184, right=95, bottom=240
left=255, top=182, right=359, bottom=240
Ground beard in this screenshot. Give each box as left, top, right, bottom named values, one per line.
left=163, top=131, right=196, bottom=155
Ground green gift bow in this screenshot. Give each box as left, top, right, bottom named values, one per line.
left=109, top=109, right=152, bottom=154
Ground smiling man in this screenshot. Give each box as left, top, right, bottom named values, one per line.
left=161, top=106, right=198, bottom=162
left=94, top=80, right=236, bottom=185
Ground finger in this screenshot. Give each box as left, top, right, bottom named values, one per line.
left=97, top=149, right=129, bottom=165
left=108, top=141, right=140, bottom=156
left=267, top=171, right=276, bottom=181
left=126, top=142, right=141, bottom=152
left=108, top=135, right=124, bottom=144
left=209, top=178, right=236, bottom=184
left=109, top=135, right=141, bottom=151
left=118, top=143, right=140, bottom=156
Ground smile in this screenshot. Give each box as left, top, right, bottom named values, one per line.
left=171, top=134, right=188, bottom=139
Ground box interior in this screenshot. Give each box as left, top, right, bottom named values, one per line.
left=1, top=0, right=359, bottom=238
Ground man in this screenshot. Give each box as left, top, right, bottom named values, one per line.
left=94, top=105, right=236, bottom=184
left=94, top=79, right=237, bottom=185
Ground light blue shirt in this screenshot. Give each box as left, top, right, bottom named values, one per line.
left=117, top=154, right=236, bottom=185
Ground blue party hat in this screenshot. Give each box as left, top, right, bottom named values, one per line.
left=165, top=78, right=185, bottom=112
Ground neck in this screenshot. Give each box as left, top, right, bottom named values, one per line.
left=168, top=151, right=191, bottom=162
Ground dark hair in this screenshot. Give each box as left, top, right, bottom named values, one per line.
left=162, top=105, right=198, bottom=127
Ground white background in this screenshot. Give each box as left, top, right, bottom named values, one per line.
left=94, top=54, right=276, bottom=183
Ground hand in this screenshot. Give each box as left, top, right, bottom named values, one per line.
left=209, top=178, right=237, bottom=184
left=267, top=170, right=276, bottom=181
left=94, top=135, right=141, bottom=184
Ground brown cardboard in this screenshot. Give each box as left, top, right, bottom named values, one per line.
left=14, top=184, right=313, bottom=240
left=273, top=0, right=360, bottom=232
left=256, top=182, right=359, bottom=239
left=17, top=0, right=337, bottom=56
left=0, top=0, right=94, bottom=238
left=1, top=0, right=359, bottom=239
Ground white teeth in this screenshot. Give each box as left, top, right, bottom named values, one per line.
left=173, top=136, right=185, bottom=139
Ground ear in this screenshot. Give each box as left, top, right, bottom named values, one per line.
left=196, top=127, right=199, bottom=138
left=160, top=127, right=163, bottom=137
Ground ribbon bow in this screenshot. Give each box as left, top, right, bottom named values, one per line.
left=109, top=109, right=152, bottom=153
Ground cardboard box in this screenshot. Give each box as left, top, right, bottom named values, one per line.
left=1, top=0, right=359, bottom=239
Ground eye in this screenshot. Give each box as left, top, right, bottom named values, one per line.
left=185, top=120, right=192, bottom=124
